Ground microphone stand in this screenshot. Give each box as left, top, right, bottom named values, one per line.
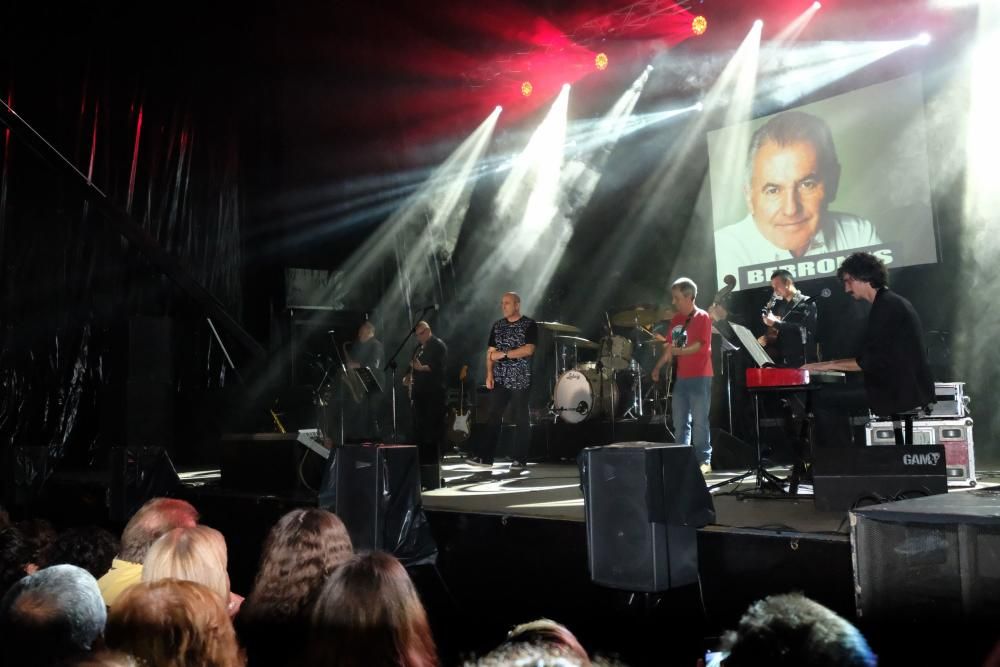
left=327, top=332, right=351, bottom=445
left=385, top=306, right=435, bottom=441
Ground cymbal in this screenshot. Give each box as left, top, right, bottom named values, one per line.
left=538, top=321, right=581, bottom=334
left=555, top=335, right=599, bottom=349
left=611, top=309, right=659, bottom=327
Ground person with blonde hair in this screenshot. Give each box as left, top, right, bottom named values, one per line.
left=142, top=525, right=242, bottom=616
left=105, top=579, right=244, bottom=667
left=305, top=551, right=438, bottom=667
left=238, top=508, right=353, bottom=666
left=98, top=497, right=199, bottom=606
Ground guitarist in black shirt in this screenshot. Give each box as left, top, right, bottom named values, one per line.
left=408, top=321, right=448, bottom=489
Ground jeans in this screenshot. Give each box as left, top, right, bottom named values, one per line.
left=672, top=376, right=712, bottom=465
left=479, top=386, right=531, bottom=464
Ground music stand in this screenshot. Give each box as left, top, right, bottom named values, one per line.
left=708, top=323, right=789, bottom=494
left=354, top=366, right=383, bottom=395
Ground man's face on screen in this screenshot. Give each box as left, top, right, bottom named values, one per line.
left=745, top=139, right=827, bottom=256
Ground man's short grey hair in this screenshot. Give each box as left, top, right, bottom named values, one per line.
left=671, top=278, right=698, bottom=300
left=0, top=564, right=107, bottom=655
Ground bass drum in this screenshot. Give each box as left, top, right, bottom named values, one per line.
left=552, top=368, right=618, bottom=424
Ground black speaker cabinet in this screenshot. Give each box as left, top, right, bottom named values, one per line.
left=109, top=447, right=180, bottom=522
left=580, top=442, right=715, bottom=592
left=852, top=490, right=1000, bottom=621
left=318, top=444, right=422, bottom=552
left=220, top=432, right=328, bottom=495
left=812, top=445, right=947, bottom=511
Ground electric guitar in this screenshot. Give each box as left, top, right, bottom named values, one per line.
left=447, top=365, right=471, bottom=444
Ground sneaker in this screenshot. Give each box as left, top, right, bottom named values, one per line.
left=464, top=457, right=492, bottom=468
left=700, top=463, right=713, bottom=475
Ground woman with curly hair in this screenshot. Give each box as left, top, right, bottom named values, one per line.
left=304, top=551, right=438, bottom=667
left=237, top=508, right=353, bottom=666
left=105, top=579, right=244, bottom=667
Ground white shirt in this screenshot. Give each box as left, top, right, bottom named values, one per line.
left=715, top=211, right=881, bottom=287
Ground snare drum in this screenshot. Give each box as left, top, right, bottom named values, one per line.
left=552, top=367, right=618, bottom=423
left=599, top=335, right=633, bottom=370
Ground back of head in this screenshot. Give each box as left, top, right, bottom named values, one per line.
left=119, top=497, right=199, bottom=564
left=0, top=564, right=107, bottom=666
left=723, top=593, right=877, bottom=667
left=16, top=518, right=57, bottom=569
left=48, top=525, right=121, bottom=579
left=0, top=525, right=31, bottom=595
left=142, top=525, right=230, bottom=602
left=244, top=508, right=353, bottom=624
left=107, top=579, right=242, bottom=667
left=467, top=641, right=588, bottom=667
left=307, top=551, right=437, bottom=667
left=506, top=619, right=589, bottom=665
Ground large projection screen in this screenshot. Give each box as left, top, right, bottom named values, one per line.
left=708, top=75, right=936, bottom=290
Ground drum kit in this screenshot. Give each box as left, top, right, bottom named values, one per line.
left=540, top=304, right=673, bottom=424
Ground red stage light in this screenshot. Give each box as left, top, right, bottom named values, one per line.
left=692, top=15, right=708, bottom=36
left=595, top=52, right=609, bottom=71
left=521, top=81, right=533, bottom=97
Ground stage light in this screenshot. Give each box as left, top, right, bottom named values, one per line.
left=695, top=101, right=704, bottom=111
left=595, top=52, right=609, bottom=70
left=495, top=105, right=503, bottom=114
left=521, top=81, right=533, bottom=97
left=645, top=64, right=654, bottom=72
left=692, top=15, right=708, bottom=36
left=562, top=83, right=571, bottom=92
left=916, top=32, right=932, bottom=45
left=813, top=1, right=821, bottom=8
left=754, top=19, right=764, bottom=29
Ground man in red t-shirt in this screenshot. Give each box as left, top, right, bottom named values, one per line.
left=651, top=278, right=714, bottom=474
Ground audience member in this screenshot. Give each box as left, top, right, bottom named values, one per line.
left=143, top=524, right=242, bottom=616
left=721, top=592, right=877, bottom=667
left=0, top=564, right=107, bottom=667
left=0, top=525, right=32, bottom=596
left=71, top=650, right=139, bottom=666
left=506, top=618, right=591, bottom=665
left=0, top=505, right=10, bottom=528
left=48, top=525, right=121, bottom=579
left=305, top=551, right=438, bottom=667
left=98, top=497, right=199, bottom=606
left=238, top=508, right=353, bottom=666
left=16, top=517, right=57, bottom=571
left=105, top=579, right=244, bottom=667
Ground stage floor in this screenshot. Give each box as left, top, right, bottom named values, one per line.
left=424, top=454, right=1000, bottom=540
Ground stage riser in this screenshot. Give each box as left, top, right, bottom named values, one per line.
left=696, top=527, right=855, bottom=629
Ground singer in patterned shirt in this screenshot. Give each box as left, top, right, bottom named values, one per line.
left=466, top=292, right=537, bottom=470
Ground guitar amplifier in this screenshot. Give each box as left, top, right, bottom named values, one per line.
left=866, top=417, right=975, bottom=487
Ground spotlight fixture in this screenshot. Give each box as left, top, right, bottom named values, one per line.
left=595, top=52, right=609, bottom=70
left=753, top=19, right=764, bottom=29
left=521, top=81, right=533, bottom=97
left=813, top=1, right=821, bottom=8
left=692, top=15, right=708, bottom=36
left=916, top=32, right=932, bottom=45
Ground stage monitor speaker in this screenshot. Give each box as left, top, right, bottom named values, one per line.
left=109, top=447, right=180, bottom=522
left=851, top=490, right=1000, bottom=622
left=220, top=432, right=328, bottom=495
left=318, top=444, right=424, bottom=553
left=580, top=442, right=715, bottom=592
left=812, top=445, right=947, bottom=512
